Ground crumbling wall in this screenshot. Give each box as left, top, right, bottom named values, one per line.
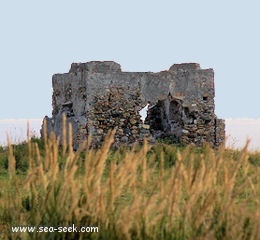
left=42, top=61, right=225, bottom=149
left=89, top=85, right=150, bottom=147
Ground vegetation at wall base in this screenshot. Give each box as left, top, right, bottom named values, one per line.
left=0, top=128, right=259, bottom=240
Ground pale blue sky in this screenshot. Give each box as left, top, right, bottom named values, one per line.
left=1, top=1, right=260, bottom=119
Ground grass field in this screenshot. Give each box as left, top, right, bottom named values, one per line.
left=0, top=127, right=259, bottom=240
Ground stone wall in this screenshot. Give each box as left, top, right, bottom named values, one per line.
left=42, top=61, right=225, bottom=149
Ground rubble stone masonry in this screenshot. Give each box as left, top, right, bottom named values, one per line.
left=42, top=61, right=225, bottom=149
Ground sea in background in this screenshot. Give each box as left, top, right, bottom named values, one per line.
left=0, top=118, right=260, bottom=151
left=0, top=119, right=42, bottom=146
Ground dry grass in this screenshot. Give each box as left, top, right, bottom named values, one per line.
left=0, top=123, right=259, bottom=239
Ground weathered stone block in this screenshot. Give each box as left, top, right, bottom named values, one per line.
left=42, top=61, right=225, bottom=149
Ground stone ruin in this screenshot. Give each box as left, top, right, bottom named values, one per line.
left=42, top=61, right=225, bottom=149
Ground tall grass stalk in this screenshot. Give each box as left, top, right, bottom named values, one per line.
left=0, top=127, right=259, bottom=239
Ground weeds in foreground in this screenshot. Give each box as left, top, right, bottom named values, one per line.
left=0, top=126, right=259, bottom=239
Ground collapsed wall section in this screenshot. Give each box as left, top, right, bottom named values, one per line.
left=42, top=61, right=225, bottom=149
